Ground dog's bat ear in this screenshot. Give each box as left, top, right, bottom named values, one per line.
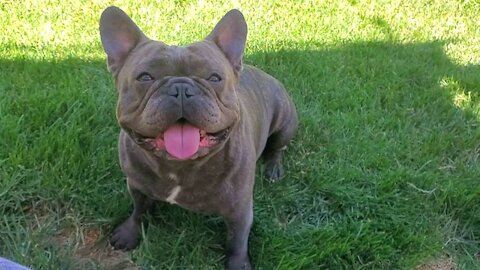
left=206, top=9, right=247, bottom=73
left=99, top=6, right=148, bottom=74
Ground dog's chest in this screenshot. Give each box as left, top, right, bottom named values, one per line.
left=164, top=172, right=181, bottom=204
left=154, top=170, right=226, bottom=213
left=165, top=185, right=182, bottom=204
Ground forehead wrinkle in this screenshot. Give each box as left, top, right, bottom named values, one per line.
left=170, top=45, right=212, bottom=76
left=159, top=46, right=191, bottom=75
left=129, top=43, right=169, bottom=70
left=185, top=43, right=226, bottom=73
left=130, top=45, right=185, bottom=76
left=169, top=46, right=184, bottom=65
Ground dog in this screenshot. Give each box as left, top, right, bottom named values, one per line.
left=99, top=6, right=298, bottom=269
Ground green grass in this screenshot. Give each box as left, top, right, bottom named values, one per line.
left=1, top=0, right=479, bottom=269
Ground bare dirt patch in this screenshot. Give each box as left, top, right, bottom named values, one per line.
left=416, top=256, right=457, bottom=270
left=55, top=227, right=139, bottom=270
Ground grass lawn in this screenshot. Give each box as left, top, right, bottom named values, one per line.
left=1, top=0, right=479, bottom=269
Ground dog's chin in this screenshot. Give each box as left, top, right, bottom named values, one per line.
left=128, top=126, right=231, bottom=161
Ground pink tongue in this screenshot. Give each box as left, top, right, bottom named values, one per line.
left=164, top=123, right=200, bottom=160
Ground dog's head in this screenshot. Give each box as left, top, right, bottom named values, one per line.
left=100, top=7, right=247, bottom=160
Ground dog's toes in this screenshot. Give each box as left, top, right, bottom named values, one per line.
left=110, top=219, right=141, bottom=250
left=264, top=161, right=284, bottom=182
left=226, top=255, right=252, bottom=270
left=110, top=229, right=139, bottom=250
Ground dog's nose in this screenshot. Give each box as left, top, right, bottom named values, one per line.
left=168, top=82, right=195, bottom=99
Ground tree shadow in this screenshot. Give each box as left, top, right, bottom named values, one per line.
left=247, top=40, right=480, bottom=268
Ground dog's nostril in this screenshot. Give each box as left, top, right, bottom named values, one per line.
left=168, top=83, right=195, bottom=98
left=185, top=88, right=195, bottom=98
left=168, top=87, right=179, bottom=98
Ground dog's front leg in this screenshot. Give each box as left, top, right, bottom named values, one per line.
left=224, top=198, right=253, bottom=270
left=110, top=183, right=154, bottom=250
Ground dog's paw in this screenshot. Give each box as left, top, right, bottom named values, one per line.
left=226, top=255, right=252, bottom=270
left=110, top=218, right=141, bottom=250
left=264, top=160, right=284, bottom=182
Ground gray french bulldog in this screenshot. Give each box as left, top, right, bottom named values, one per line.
left=99, top=6, right=298, bottom=269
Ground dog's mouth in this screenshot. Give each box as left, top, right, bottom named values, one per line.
left=130, top=122, right=230, bottom=160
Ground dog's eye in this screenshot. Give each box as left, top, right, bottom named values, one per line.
left=207, top=73, right=222, bottom=82
left=136, top=72, right=154, bottom=82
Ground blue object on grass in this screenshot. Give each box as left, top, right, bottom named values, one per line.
left=0, top=257, right=31, bottom=270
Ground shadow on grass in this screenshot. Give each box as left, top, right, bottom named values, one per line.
left=247, top=40, right=480, bottom=269
left=0, top=40, right=479, bottom=269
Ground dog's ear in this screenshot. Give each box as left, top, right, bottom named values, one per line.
left=99, top=6, right=147, bottom=74
left=206, top=9, right=247, bottom=72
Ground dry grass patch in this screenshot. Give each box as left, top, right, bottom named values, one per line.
left=55, top=227, right=139, bottom=270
